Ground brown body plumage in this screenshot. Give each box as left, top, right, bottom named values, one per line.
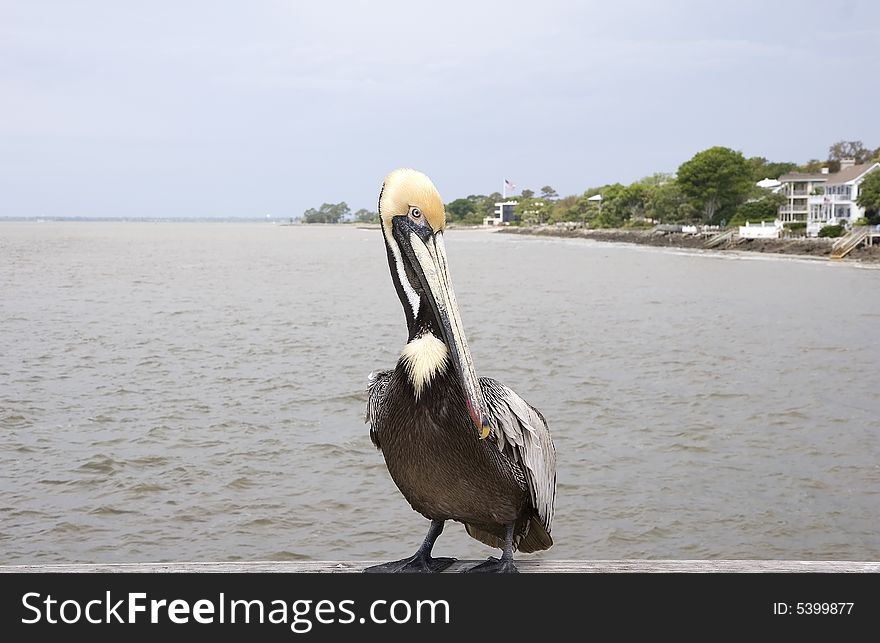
left=369, top=366, right=552, bottom=553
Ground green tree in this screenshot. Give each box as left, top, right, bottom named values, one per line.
left=646, top=181, right=693, bottom=222
left=747, top=156, right=798, bottom=182
left=302, top=201, right=350, bottom=223
left=616, top=183, right=650, bottom=221
left=446, top=197, right=478, bottom=223
left=589, top=183, right=627, bottom=228
left=763, top=161, right=798, bottom=180
left=520, top=188, right=535, bottom=199
left=677, top=146, right=753, bottom=224
left=636, top=172, right=674, bottom=187
left=445, top=195, right=487, bottom=225
left=801, top=159, right=826, bottom=173
left=480, top=192, right=503, bottom=223
left=540, top=185, right=558, bottom=200
left=856, top=170, right=880, bottom=223
left=515, top=197, right=553, bottom=224
left=728, top=192, right=786, bottom=226
left=548, top=194, right=580, bottom=223
left=354, top=208, right=378, bottom=223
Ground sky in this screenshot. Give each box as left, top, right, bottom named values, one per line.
left=1, top=0, right=879, bottom=218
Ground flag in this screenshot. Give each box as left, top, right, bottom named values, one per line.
left=504, top=179, right=516, bottom=190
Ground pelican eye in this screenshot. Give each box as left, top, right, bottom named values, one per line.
left=408, top=206, right=422, bottom=219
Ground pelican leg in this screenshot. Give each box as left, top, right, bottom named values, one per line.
left=363, top=519, right=456, bottom=573
left=461, top=523, right=519, bottom=573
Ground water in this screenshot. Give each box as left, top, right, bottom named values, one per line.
left=1, top=222, right=878, bottom=564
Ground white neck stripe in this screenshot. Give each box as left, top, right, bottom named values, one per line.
left=387, top=235, right=420, bottom=319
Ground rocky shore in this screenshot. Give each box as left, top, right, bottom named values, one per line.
left=496, top=226, right=880, bottom=263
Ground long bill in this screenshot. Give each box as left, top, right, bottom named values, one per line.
left=407, top=231, right=489, bottom=439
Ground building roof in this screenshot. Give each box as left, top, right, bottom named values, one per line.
left=825, top=162, right=879, bottom=185
left=778, top=171, right=828, bottom=182
left=778, top=162, right=879, bottom=185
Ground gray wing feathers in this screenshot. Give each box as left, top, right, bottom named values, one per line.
left=481, top=378, right=556, bottom=534
left=365, top=370, right=393, bottom=449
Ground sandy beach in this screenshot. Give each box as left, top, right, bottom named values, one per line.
left=496, top=225, right=880, bottom=263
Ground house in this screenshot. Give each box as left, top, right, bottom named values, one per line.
left=483, top=200, right=519, bottom=226
left=776, top=170, right=830, bottom=224
left=806, top=160, right=880, bottom=236
left=777, top=159, right=880, bottom=235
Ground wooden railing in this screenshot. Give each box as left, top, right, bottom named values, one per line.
left=831, top=227, right=870, bottom=259
left=703, top=229, right=736, bottom=248
left=3, top=560, right=878, bottom=573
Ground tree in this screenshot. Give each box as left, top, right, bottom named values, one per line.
left=646, top=180, right=693, bottom=223
left=515, top=197, right=552, bottom=224
left=520, top=189, right=535, bottom=199
left=856, top=170, right=880, bottom=223
left=354, top=208, right=378, bottom=223
left=727, top=192, right=786, bottom=226
left=763, top=161, right=798, bottom=180
left=676, top=147, right=753, bottom=224
left=446, top=197, right=478, bottom=223
left=302, top=201, right=350, bottom=223
left=801, top=159, right=826, bottom=173
left=747, top=156, right=798, bottom=182
left=636, top=172, right=674, bottom=187
left=829, top=140, right=874, bottom=165
left=480, top=192, right=503, bottom=222
left=588, top=183, right=627, bottom=228
left=540, top=185, right=558, bottom=200
left=616, top=183, right=650, bottom=221
left=548, top=194, right=580, bottom=223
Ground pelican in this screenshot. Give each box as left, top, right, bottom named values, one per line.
left=364, top=168, right=556, bottom=573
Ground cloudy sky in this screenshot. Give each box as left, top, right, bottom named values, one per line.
left=2, top=0, right=878, bottom=217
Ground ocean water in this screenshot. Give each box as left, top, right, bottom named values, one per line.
left=1, top=222, right=878, bottom=564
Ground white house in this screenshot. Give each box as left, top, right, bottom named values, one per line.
left=484, top=200, right=518, bottom=226
left=806, top=160, right=880, bottom=236
left=776, top=170, right=830, bottom=223
left=777, top=159, right=880, bottom=235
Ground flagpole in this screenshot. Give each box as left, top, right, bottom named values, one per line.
left=502, top=179, right=506, bottom=199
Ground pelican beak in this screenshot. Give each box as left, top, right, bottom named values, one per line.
left=404, top=230, right=489, bottom=439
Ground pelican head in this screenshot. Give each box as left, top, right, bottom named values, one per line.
left=378, top=168, right=487, bottom=437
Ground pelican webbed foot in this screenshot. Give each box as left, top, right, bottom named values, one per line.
left=460, top=556, right=519, bottom=574
left=364, top=553, right=456, bottom=574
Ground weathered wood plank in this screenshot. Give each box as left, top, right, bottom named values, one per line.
left=1, top=560, right=878, bottom=573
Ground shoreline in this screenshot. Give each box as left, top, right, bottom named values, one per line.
left=496, top=226, right=880, bottom=264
